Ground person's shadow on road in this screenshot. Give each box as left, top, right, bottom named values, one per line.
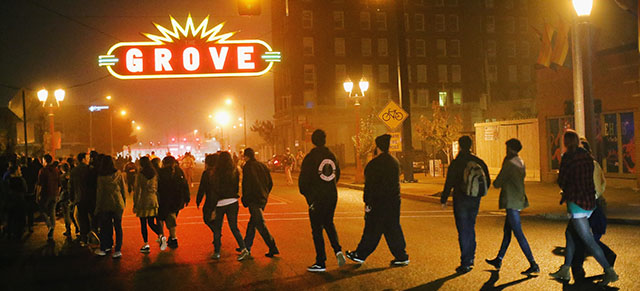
left=555, top=275, right=619, bottom=291
left=480, top=270, right=536, bottom=291
left=404, top=272, right=463, bottom=290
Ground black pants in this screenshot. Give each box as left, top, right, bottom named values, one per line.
left=139, top=216, right=162, bottom=243
left=212, top=202, right=246, bottom=252
left=244, top=205, right=278, bottom=252
left=25, top=194, right=36, bottom=228
left=355, top=206, right=408, bottom=261
left=99, top=211, right=123, bottom=252
left=309, top=201, right=341, bottom=265
left=76, top=202, right=92, bottom=243
left=570, top=205, right=617, bottom=280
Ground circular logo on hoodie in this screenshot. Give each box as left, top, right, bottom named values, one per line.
left=318, top=159, right=337, bottom=182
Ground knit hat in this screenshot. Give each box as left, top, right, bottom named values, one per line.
left=375, top=134, right=392, bottom=152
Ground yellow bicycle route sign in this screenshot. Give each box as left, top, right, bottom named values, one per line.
left=377, top=100, right=408, bottom=129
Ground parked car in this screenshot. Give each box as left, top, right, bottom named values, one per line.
left=267, top=154, right=286, bottom=172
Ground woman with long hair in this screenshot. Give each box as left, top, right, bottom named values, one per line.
left=550, top=131, right=618, bottom=286
left=157, top=156, right=190, bottom=249
left=196, top=153, right=219, bottom=242
left=210, top=151, right=250, bottom=261
left=134, top=157, right=166, bottom=253
left=94, top=155, right=126, bottom=258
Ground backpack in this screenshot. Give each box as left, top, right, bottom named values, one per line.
left=463, top=160, right=487, bottom=197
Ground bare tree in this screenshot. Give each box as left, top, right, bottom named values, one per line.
left=416, top=102, right=463, bottom=164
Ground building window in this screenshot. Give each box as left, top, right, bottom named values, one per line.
left=485, top=0, right=494, bottom=8
left=405, top=39, right=411, bottom=57
left=507, top=41, right=516, bottom=58
left=435, top=14, right=445, bottom=32
left=486, top=40, right=496, bottom=57
left=303, top=90, right=315, bottom=108
left=303, top=37, right=314, bottom=56
left=436, top=39, right=447, bottom=57
left=487, top=65, right=498, bottom=81
left=378, top=64, right=389, bottom=83
left=407, top=65, right=413, bottom=83
left=363, top=64, right=373, bottom=80
left=415, top=14, right=425, bottom=31
left=334, top=38, right=345, bottom=56
left=333, top=11, right=345, bottom=30
left=508, top=65, right=518, bottom=82
left=377, top=38, right=388, bottom=56
left=520, top=65, right=531, bottom=82
left=435, top=0, right=444, bottom=7
left=519, top=17, right=529, bottom=33
left=335, top=64, right=346, bottom=83
left=335, top=88, right=347, bottom=108
left=506, top=17, right=515, bottom=33
left=451, top=65, right=461, bottom=83
left=378, top=90, right=391, bottom=107
left=361, top=38, right=372, bottom=57
left=415, top=39, right=426, bottom=57
left=486, top=16, right=495, bottom=33
left=438, top=64, right=448, bottom=83
left=448, top=15, right=459, bottom=32
left=417, top=89, right=429, bottom=107
left=438, top=91, right=447, bottom=106
left=449, top=39, right=460, bottom=57
left=304, top=64, right=316, bottom=84
left=360, top=12, right=371, bottom=30
left=376, top=12, right=387, bottom=31
left=519, top=41, right=530, bottom=57
left=302, top=10, right=313, bottom=29
left=452, top=88, right=462, bottom=104
left=417, top=64, right=427, bottom=83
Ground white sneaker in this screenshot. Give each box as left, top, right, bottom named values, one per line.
left=112, top=251, right=122, bottom=259
left=160, top=236, right=168, bottom=251
left=140, top=244, right=150, bottom=253
left=95, top=249, right=107, bottom=256
left=237, top=248, right=252, bottom=261
left=336, top=251, right=346, bottom=267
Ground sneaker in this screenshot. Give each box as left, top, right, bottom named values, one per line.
left=336, top=251, right=346, bottom=267
left=391, top=258, right=410, bottom=266
left=521, top=263, right=540, bottom=275
left=307, top=264, right=326, bottom=272
left=599, top=267, right=619, bottom=286
left=265, top=250, right=280, bottom=258
left=95, top=249, right=107, bottom=257
left=140, top=244, right=151, bottom=253
left=112, top=251, right=122, bottom=259
left=168, top=238, right=178, bottom=249
left=485, top=258, right=502, bottom=270
left=455, top=265, right=473, bottom=274
left=345, top=250, right=364, bottom=264
left=160, top=236, right=168, bottom=251
left=237, top=248, right=252, bottom=261
left=549, top=265, right=571, bottom=281
left=211, top=252, right=221, bottom=260
left=105, top=248, right=112, bottom=253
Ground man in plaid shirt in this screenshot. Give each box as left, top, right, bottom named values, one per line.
left=557, top=142, right=596, bottom=211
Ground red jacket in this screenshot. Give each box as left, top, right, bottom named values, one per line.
left=37, top=165, right=60, bottom=199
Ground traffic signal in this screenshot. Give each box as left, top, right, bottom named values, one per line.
left=238, top=0, right=261, bottom=16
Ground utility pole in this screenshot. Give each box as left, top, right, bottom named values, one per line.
left=21, top=90, right=28, bottom=157
left=394, top=0, right=415, bottom=182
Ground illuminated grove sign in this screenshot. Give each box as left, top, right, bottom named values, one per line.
left=98, top=15, right=281, bottom=80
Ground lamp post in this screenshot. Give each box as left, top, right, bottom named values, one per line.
left=38, top=88, right=65, bottom=158
left=572, top=0, right=596, bottom=153
left=215, top=110, right=231, bottom=149
left=344, top=77, right=369, bottom=184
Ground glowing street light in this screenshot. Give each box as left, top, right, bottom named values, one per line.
left=344, top=77, right=369, bottom=183
left=54, top=89, right=65, bottom=102
left=131, top=120, right=136, bottom=124
left=106, top=95, right=112, bottom=100
left=215, top=110, right=231, bottom=126
left=120, top=109, right=127, bottom=116
left=225, top=98, right=233, bottom=105
left=37, top=89, right=48, bottom=102
left=573, top=0, right=593, bottom=17
left=37, top=87, right=65, bottom=157
left=136, top=125, right=141, bottom=131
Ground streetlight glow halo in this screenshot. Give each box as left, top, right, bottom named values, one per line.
left=573, top=0, right=593, bottom=16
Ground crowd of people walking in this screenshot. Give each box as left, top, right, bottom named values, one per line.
left=0, top=128, right=620, bottom=287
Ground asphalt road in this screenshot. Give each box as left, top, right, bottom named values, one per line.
left=1, top=173, right=639, bottom=291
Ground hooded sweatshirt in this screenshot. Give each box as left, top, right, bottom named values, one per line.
left=493, top=155, right=529, bottom=210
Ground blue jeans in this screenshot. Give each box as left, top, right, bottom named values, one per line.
left=100, top=211, right=123, bottom=252
left=453, top=195, right=480, bottom=267
left=564, top=217, right=611, bottom=269
left=212, top=202, right=246, bottom=253
left=497, top=209, right=535, bottom=263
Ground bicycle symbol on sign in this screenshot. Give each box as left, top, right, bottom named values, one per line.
left=381, top=108, right=404, bottom=122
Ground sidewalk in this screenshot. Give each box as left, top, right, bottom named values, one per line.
left=337, top=167, right=640, bottom=225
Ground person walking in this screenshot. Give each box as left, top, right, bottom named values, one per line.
left=133, top=157, right=166, bottom=253
left=157, top=156, right=190, bottom=249
left=181, top=152, right=196, bottom=188
left=345, top=134, right=410, bottom=266
left=441, top=136, right=490, bottom=274
left=196, top=153, right=219, bottom=246
left=485, top=139, right=539, bottom=275
left=298, top=129, right=346, bottom=272
left=69, top=153, right=92, bottom=246
left=94, top=156, right=126, bottom=258
left=5, top=165, right=27, bottom=240
left=570, top=140, right=617, bottom=282
left=241, top=148, right=279, bottom=257
left=124, top=159, right=137, bottom=195
left=283, top=148, right=294, bottom=185
left=36, top=154, right=60, bottom=242
left=59, top=162, right=79, bottom=239
left=210, top=151, right=251, bottom=261
left=550, top=131, right=618, bottom=286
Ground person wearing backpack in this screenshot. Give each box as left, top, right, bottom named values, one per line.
left=485, top=139, right=539, bottom=275
left=441, top=135, right=490, bottom=274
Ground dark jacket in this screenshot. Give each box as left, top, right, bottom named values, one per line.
left=37, top=165, right=60, bottom=200
left=298, top=146, right=340, bottom=206
left=363, top=152, right=401, bottom=214
left=242, top=158, right=273, bottom=208
left=212, top=170, right=240, bottom=202
left=196, top=170, right=213, bottom=208
left=558, top=147, right=596, bottom=210
left=68, top=163, right=90, bottom=204
left=157, top=166, right=190, bottom=218
left=494, top=155, right=529, bottom=210
left=441, top=151, right=490, bottom=204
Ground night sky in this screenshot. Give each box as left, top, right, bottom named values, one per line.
left=0, top=0, right=274, bottom=144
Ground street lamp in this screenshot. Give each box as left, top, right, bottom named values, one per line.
left=571, top=0, right=596, bottom=157
left=215, top=110, right=231, bottom=148
left=225, top=98, right=247, bottom=149
left=344, top=77, right=368, bottom=183
left=38, top=88, right=65, bottom=158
